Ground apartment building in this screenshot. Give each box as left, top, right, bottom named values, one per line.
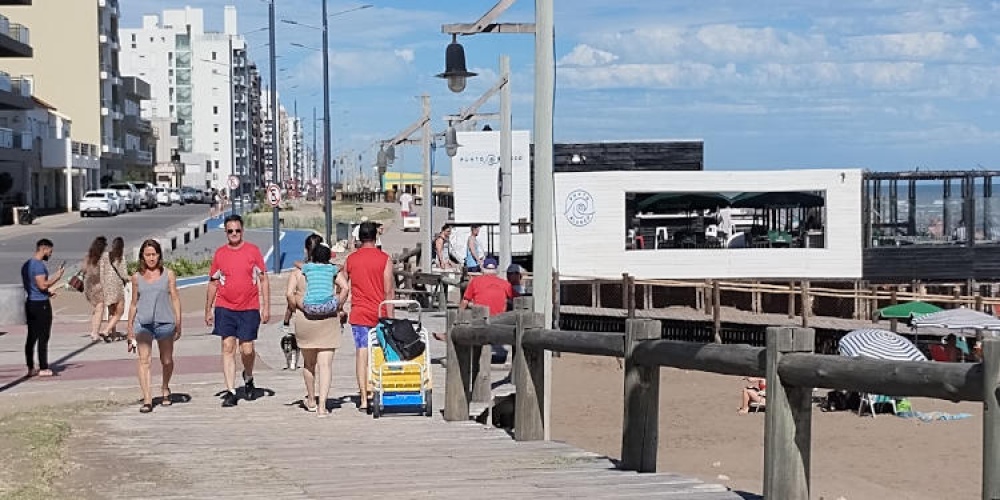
left=0, top=0, right=133, bottom=191
left=120, top=6, right=249, bottom=192
left=0, top=0, right=33, bottom=220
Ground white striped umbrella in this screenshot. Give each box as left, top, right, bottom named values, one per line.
left=838, top=329, right=927, bottom=361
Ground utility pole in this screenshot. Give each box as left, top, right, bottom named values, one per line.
left=312, top=107, right=318, bottom=183
left=420, top=95, right=433, bottom=272
left=322, top=0, right=333, bottom=244
left=499, top=54, right=512, bottom=273
left=269, top=0, right=281, bottom=273
left=533, top=0, right=555, bottom=328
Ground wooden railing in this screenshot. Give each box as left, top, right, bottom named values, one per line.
left=444, top=297, right=1000, bottom=500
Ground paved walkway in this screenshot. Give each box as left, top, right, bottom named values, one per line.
left=0, top=201, right=740, bottom=498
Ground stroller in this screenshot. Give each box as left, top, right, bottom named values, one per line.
left=367, top=300, right=433, bottom=418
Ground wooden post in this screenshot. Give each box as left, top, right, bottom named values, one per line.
left=620, top=319, right=661, bottom=472
left=470, top=305, right=493, bottom=403
left=513, top=309, right=546, bottom=441
left=800, top=280, right=810, bottom=328
left=695, top=281, right=705, bottom=313
left=591, top=280, right=600, bottom=308
left=763, top=326, right=815, bottom=500
left=889, top=288, right=898, bottom=332
left=644, top=283, right=652, bottom=310
left=622, top=273, right=633, bottom=317
left=752, top=280, right=761, bottom=314
left=437, top=278, right=449, bottom=312
left=444, top=307, right=474, bottom=421
left=712, top=280, right=722, bottom=344
left=982, top=337, right=1000, bottom=499
left=976, top=293, right=984, bottom=312
left=509, top=296, right=533, bottom=387
left=787, top=281, right=796, bottom=319
left=871, top=284, right=879, bottom=324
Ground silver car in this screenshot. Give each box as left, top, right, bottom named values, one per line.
left=107, top=182, right=140, bottom=212
left=135, top=182, right=157, bottom=209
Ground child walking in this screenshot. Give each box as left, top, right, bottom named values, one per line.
left=296, top=244, right=340, bottom=318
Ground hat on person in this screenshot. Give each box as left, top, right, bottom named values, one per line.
left=483, top=257, right=499, bottom=270
left=506, top=263, right=523, bottom=274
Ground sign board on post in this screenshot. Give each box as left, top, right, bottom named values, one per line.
left=266, top=183, right=281, bottom=207
left=228, top=175, right=240, bottom=191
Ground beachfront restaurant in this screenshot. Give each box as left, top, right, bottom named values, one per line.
left=863, top=170, right=1000, bottom=282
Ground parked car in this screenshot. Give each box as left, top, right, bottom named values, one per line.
left=136, top=182, right=157, bottom=209
left=107, top=182, right=140, bottom=212
left=100, top=189, right=128, bottom=214
left=154, top=186, right=172, bottom=206
left=180, top=186, right=203, bottom=204
left=80, top=190, right=116, bottom=217
left=168, top=188, right=184, bottom=205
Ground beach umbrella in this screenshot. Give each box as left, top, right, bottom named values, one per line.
left=838, top=329, right=927, bottom=361
left=877, top=301, right=943, bottom=320
left=731, top=191, right=824, bottom=209
left=636, top=192, right=730, bottom=212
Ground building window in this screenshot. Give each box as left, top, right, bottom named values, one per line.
left=212, top=51, right=217, bottom=60
left=214, top=124, right=219, bottom=133
left=213, top=106, right=219, bottom=115
left=131, top=34, right=136, bottom=42
left=214, top=142, right=220, bottom=152
left=214, top=160, right=220, bottom=171
left=206, top=160, right=212, bottom=172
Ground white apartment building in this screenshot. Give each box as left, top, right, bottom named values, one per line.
left=120, top=5, right=247, bottom=191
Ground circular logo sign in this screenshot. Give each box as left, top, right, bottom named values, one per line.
left=564, top=189, right=596, bottom=227
left=266, top=183, right=281, bottom=207
left=228, top=175, right=240, bottom=190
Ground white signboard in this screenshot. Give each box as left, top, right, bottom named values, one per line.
left=266, top=183, right=281, bottom=207
left=451, top=130, right=531, bottom=225
left=228, top=175, right=240, bottom=190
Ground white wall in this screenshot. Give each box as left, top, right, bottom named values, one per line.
left=451, top=130, right=531, bottom=224
left=553, top=169, right=864, bottom=280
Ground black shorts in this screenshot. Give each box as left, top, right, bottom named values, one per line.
left=213, top=307, right=261, bottom=341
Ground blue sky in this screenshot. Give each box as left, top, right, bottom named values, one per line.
left=121, top=1, right=1000, bottom=174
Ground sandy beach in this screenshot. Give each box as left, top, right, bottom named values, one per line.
left=550, top=354, right=981, bottom=500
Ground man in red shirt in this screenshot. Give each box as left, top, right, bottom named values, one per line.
left=344, top=221, right=394, bottom=411
left=205, top=215, right=270, bottom=407
left=461, top=258, right=514, bottom=316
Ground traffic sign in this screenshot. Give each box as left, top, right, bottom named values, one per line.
left=228, top=175, right=240, bottom=190
left=266, top=183, right=281, bottom=207
left=264, top=170, right=274, bottom=182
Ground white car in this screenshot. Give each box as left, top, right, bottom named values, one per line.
left=98, top=189, right=126, bottom=214
left=169, top=188, right=184, bottom=205
left=155, top=186, right=172, bottom=206
left=80, top=190, right=116, bottom=217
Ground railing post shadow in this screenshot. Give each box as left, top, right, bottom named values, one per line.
left=470, top=305, right=493, bottom=403
left=514, top=308, right=546, bottom=441
left=621, top=318, right=661, bottom=473
left=763, top=326, right=815, bottom=500
left=983, top=337, right=1000, bottom=499
left=444, top=307, right=475, bottom=422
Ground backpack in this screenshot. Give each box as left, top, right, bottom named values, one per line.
left=381, top=318, right=425, bottom=361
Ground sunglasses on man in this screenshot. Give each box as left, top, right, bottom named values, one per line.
left=226, top=228, right=243, bottom=234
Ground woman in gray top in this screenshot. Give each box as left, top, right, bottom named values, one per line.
left=126, top=239, right=182, bottom=413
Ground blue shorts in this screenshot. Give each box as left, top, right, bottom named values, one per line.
left=135, top=322, right=175, bottom=340
left=351, top=324, right=373, bottom=349
left=302, top=297, right=339, bottom=317
left=213, top=307, right=261, bottom=342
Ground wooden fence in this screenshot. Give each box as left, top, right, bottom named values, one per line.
left=444, top=297, right=1000, bottom=500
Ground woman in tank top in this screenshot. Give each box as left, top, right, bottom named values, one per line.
left=126, top=239, right=183, bottom=414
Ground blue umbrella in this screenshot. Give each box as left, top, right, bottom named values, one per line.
left=838, top=329, right=927, bottom=361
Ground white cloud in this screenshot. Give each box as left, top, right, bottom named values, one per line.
left=844, top=32, right=982, bottom=60
left=559, top=44, right=618, bottom=67
left=394, top=49, right=415, bottom=64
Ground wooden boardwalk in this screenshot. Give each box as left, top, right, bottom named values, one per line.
left=66, top=322, right=741, bottom=499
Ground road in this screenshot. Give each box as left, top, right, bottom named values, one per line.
left=0, top=204, right=211, bottom=283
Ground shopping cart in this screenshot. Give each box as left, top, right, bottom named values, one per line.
left=367, top=300, right=432, bottom=418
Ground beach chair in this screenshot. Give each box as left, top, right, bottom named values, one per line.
left=858, top=393, right=897, bottom=419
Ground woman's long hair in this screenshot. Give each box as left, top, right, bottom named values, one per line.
left=137, top=239, right=164, bottom=273
left=86, top=236, right=107, bottom=267
left=304, top=234, right=323, bottom=263
left=109, top=236, right=124, bottom=264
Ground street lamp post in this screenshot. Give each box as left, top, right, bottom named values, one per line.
left=269, top=0, right=281, bottom=274
left=283, top=3, right=372, bottom=244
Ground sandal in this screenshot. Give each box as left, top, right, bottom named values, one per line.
left=37, top=369, right=54, bottom=377
left=139, top=403, right=153, bottom=413
left=737, top=408, right=749, bottom=415
left=161, top=389, right=173, bottom=406
left=302, top=396, right=317, bottom=412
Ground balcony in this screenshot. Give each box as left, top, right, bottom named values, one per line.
left=99, top=33, right=119, bottom=51
left=0, top=72, right=32, bottom=109
left=124, top=114, right=152, bottom=134
left=0, top=15, right=31, bottom=57
left=125, top=148, right=153, bottom=166
left=121, top=76, right=151, bottom=99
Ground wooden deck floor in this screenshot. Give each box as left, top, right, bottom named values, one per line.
left=67, top=324, right=742, bottom=499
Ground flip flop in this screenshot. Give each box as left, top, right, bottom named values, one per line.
left=139, top=403, right=153, bottom=413
left=161, top=389, right=173, bottom=406
left=37, top=369, right=54, bottom=377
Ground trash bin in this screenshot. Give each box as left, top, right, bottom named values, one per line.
left=13, top=206, right=32, bottom=225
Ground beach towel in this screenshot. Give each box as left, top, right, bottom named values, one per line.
left=897, top=411, right=973, bottom=422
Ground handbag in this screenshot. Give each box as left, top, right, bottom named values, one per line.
left=68, top=271, right=85, bottom=292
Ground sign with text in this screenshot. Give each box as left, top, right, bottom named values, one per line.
left=451, top=130, right=531, bottom=224
left=266, top=183, right=281, bottom=207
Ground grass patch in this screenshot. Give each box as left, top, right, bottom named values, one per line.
left=126, top=256, right=213, bottom=277
left=0, top=401, right=123, bottom=500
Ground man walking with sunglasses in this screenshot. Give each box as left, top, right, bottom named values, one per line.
left=205, top=214, right=270, bottom=407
